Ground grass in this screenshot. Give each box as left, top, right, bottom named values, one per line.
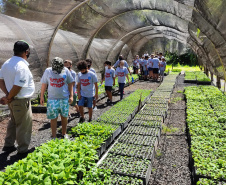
left=162, top=124, right=179, bottom=134
left=156, top=149, right=162, bottom=158
left=166, top=64, right=201, bottom=72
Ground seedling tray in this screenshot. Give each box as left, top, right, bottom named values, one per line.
left=109, top=142, right=155, bottom=160
left=146, top=97, right=167, bottom=104
left=197, top=81, right=211, bottom=85
left=118, top=133, right=157, bottom=147
left=135, top=113, right=163, bottom=122
left=140, top=109, right=166, bottom=118
left=184, top=79, right=197, bottom=83
left=97, top=142, right=106, bottom=158
left=32, top=105, right=47, bottom=113
left=110, top=174, right=143, bottom=185
left=130, top=119, right=162, bottom=128
left=99, top=154, right=152, bottom=185
left=124, top=126, right=160, bottom=137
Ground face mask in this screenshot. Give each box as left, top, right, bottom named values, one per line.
left=120, top=65, right=123, bottom=68
left=26, top=52, right=30, bottom=59
left=105, top=66, right=108, bottom=70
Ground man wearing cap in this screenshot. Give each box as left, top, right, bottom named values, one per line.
left=0, top=40, right=35, bottom=154
left=159, top=57, right=167, bottom=81
left=40, top=57, right=74, bottom=139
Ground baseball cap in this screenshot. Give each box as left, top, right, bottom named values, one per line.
left=52, top=57, right=64, bottom=74
left=14, top=40, right=30, bottom=53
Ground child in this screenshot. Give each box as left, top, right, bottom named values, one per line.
left=148, top=54, right=154, bottom=79
left=40, top=57, right=74, bottom=139
left=101, top=61, right=115, bottom=105
left=159, top=57, right=167, bottom=81
left=86, top=59, right=98, bottom=110
left=142, top=56, right=148, bottom=80
left=115, top=60, right=130, bottom=100
left=77, top=60, right=98, bottom=122
left=64, top=60, right=80, bottom=117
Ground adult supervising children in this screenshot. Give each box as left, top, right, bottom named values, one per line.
left=101, top=61, right=115, bottom=105
left=0, top=40, right=35, bottom=154
left=115, top=60, right=130, bottom=100
left=40, top=57, right=74, bottom=139
left=77, top=60, right=98, bottom=122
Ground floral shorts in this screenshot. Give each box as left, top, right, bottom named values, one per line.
left=47, top=99, right=69, bottom=119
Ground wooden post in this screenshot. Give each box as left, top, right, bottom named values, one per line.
left=217, top=76, right=221, bottom=89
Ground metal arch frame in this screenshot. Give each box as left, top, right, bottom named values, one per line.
left=106, top=25, right=188, bottom=62
left=46, top=0, right=226, bottom=80
left=83, top=8, right=191, bottom=59
left=46, top=0, right=90, bottom=66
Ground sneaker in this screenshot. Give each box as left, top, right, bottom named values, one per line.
left=109, top=102, right=113, bottom=106
left=93, top=106, right=97, bottom=110
left=79, top=117, right=85, bottom=123
left=64, top=134, right=69, bottom=139
left=88, top=119, right=92, bottom=122
left=2, top=146, right=17, bottom=153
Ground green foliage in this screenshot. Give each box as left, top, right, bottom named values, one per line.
left=185, top=86, right=226, bottom=180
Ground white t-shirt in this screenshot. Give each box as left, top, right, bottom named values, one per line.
left=159, top=62, right=166, bottom=71
left=0, top=56, right=35, bottom=98
left=105, top=68, right=115, bottom=86
left=116, top=67, right=128, bottom=83
left=152, top=58, right=160, bottom=68
left=114, top=60, right=129, bottom=68
left=89, top=68, right=96, bottom=74
left=133, top=59, right=140, bottom=67
left=148, top=58, right=154, bottom=68
left=41, top=67, right=74, bottom=99
left=77, top=71, right=98, bottom=97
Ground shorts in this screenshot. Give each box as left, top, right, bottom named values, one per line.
left=148, top=67, right=153, bottom=71
left=153, top=68, right=159, bottom=74
left=160, top=70, right=164, bottom=76
left=70, top=94, right=77, bottom=106
left=105, top=86, right=112, bottom=92
left=78, top=96, right=94, bottom=108
left=47, top=99, right=69, bottom=119
left=143, top=70, right=148, bottom=76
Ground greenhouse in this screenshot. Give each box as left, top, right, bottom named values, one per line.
left=0, top=0, right=225, bottom=185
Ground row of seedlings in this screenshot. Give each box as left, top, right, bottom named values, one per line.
left=184, top=86, right=226, bottom=184
left=0, top=89, right=152, bottom=185
left=184, top=71, right=211, bottom=85
left=99, top=73, right=179, bottom=185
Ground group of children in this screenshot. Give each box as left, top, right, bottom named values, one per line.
left=132, top=53, right=167, bottom=81
left=41, top=53, right=166, bottom=139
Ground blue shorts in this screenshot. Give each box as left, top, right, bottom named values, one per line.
left=148, top=67, right=153, bottom=71
left=143, top=70, right=148, bottom=75
left=78, top=96, right=94, bottom=108
left=47, top=99, right=69, bottom=119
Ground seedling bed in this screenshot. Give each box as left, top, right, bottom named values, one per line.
left=130, top=119, right=162, bottom=128
left=147, top=97, right=167, bottom=104
left=109, top=142, right=155, bottom=160
left=144, top=103, right=168, bottom=111
left=139, top=109, right=166, bottom=118
left=134, top=114, right=163, bottom=122
left=110, top=174, right=143, bottom=185
left=124, top=126, right=160, bottom=137
left=118, top=133, right=158, bottom=147
left=99, top=154, right=152, bottom=185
